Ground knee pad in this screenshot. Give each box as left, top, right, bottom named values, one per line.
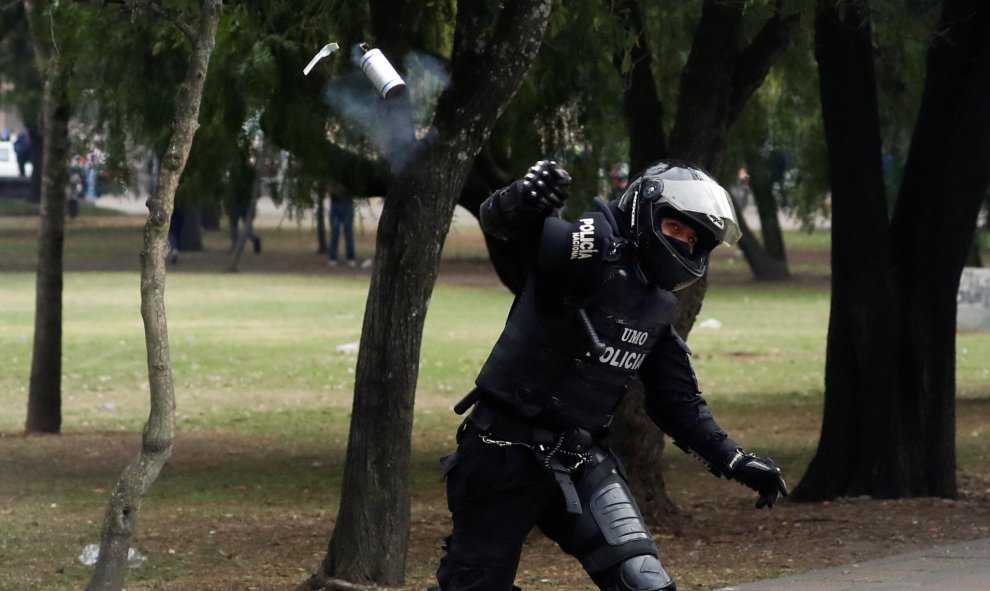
left=591, top=554, right=676, bottom=591
left=572, top=472, right=657, bottom=573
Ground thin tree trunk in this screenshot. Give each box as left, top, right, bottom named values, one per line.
left=24, top=0, right=72, bottom=435
left=316, top=182, right=328, bottom=254
left=226, top=197, right=258, bottom=272
left=27, top=121, right=43, bottom=203
left=86, top=2, right=220, bottom=589
left=735, top=217, right=790, bottom=281
left=735, top=147, right=790, bottom=280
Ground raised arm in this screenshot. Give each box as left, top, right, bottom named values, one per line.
left=479, top=160, right=571, bottom=246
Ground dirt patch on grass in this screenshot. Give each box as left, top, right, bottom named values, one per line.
left=4, top=210, right=986, bottom=590
left=3, top=427, right=989, bottom=591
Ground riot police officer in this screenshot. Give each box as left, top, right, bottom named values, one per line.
left=434, top=160, right=788, bottom=591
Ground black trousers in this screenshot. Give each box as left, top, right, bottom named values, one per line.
left=436, top=422, right=659, bottom=591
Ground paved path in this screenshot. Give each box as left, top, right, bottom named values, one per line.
left=717, top=537, right=990, bottom=591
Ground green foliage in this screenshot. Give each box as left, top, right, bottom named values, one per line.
left=719, top=2, right=944, bottom=229
left=0, top=3, right=42, bottom=129
left=871, top=1, right=940, bottom=207
left=176, top=7, right=280, bottom=209
left=4, top=0, right=947, bottom=237
left=724, top=13, right=832, bottom=229
left=490, top=0, right=640, bottom=210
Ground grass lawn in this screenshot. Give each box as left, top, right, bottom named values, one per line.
left=1, top=204, right=989, bottom=590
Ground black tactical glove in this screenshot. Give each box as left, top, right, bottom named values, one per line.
left=517, top=160, right=571, bottom=213
left=725, top=449, right=789, bottom=509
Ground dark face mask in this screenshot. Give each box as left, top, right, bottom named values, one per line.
left=664, top=235, right=694, bottom=259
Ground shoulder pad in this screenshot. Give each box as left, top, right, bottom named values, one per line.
left=538, top=212, right=613, bottom=271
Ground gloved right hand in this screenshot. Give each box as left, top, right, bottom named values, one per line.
left=517, top=160, right=571, bottom=212
left=725, top=449, right=789, bottom=509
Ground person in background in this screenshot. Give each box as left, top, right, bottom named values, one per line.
left=327, top=192, right=356, bottom=267
left=13, top=130, right=30, bottom=177
left=226, top=152, right=262, bottom=255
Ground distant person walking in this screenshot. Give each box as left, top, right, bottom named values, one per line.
left=327, top=193, right=356, bottom=267
left=13, top=131, right=30, bottom=177
left=226, top=153, right=262, bottom=255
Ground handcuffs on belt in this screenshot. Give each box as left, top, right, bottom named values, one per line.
left=480, top=427, right=594, bottom=473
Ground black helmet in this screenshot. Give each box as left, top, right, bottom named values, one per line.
left=615, top=160, right=741, bottom=291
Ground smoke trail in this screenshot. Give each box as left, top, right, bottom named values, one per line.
left=321, top=46, right=451, bottom=176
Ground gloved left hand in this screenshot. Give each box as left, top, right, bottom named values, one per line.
left=725, top=450, right=789, bottom=509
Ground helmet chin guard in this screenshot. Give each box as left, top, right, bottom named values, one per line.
left=616, top=161, right=740, bottom=290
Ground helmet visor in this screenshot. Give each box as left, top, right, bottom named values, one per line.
left=655, top=179, right=742, bottom=246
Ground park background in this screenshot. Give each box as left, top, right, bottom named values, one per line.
left=2, top=195, right=989, bottom=590
left=3, top=1, right=990, bottom=590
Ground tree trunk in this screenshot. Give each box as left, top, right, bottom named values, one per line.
left=735, top=147, right=790, bottom=280
left=305, top=1, right=553, bottom=587
left=792, top=0, right=990, bottom=502
left=616, top=0, right=667, bottom=176
left=791, top=0, right=901, bottom=501
left=886, top=0, right=990, bottom=498
left=316, top=183, right=328, bottom=255
left=611, top=0, right=798, bottom=520
left=24, top=0, right=72, bottom=435
left=667, top=0, right=745, bottom=173
left=966, top=237, right=983, bottom=267
left=226, top=198, right=258, bottom=272
left=735, top=218, right=790, bottom=281
left=748, top=150, right=788, bottom=262
left=86, top=3, right=221, bottom=589
left=27, top=121, right=43, bottom=204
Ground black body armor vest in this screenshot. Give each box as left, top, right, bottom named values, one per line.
left=476, top=249, right=677, bottom=434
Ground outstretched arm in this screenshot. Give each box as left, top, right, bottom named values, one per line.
left=640, top=328, right=789, bottom=509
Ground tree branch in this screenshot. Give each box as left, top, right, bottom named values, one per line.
left=615, top=0, right=668, bottom=173
left=103, top=0, right=197, bottom=42
left=435, top=0, right=552, bottom=139
left=450, top=0, right=497, bottom=73
left=727, top=9, right=801, bottom=128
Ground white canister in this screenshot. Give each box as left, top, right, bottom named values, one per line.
left=358, top=48, right=406, bottom=99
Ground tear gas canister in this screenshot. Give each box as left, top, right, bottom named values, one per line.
left=357, top=45, right=406, bottom=99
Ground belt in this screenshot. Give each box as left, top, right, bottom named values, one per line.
left=468, top=402, right=556, bottom=447
left=468, top=402, right=593, bottom=515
